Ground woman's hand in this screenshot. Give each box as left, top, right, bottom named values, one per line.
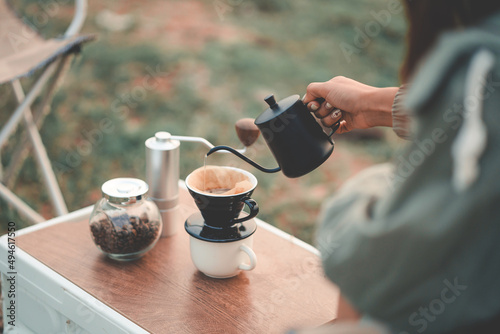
left=303, top=76, right=398, bottom=134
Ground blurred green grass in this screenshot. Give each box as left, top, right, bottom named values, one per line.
left=0, top=0, right=407, bottom=245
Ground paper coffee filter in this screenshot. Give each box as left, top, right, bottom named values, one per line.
left=188, top=166, right=253, bottom=195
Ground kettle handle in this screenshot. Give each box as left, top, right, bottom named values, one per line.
left=329, top=120, right=341, bottom=138
left=206, top=146, right=282, bottom=174
left=308, top=98, right=341, bottom=139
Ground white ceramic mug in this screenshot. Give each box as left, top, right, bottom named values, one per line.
left=189, top=235, right=257, bottom=279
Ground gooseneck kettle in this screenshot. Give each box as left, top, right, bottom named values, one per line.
left=207, top=94, right=340, bottom=178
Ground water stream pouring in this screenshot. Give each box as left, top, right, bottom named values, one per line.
left=207, top=94, right=340, bottom=178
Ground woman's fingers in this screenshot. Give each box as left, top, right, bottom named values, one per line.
left=336, top=120, right=350, bottom=134
left=303, top=79, right=347, bottom=130
left=303, top=82, right=324, bottom=104
left=321, top=108, right=342, bottom=127
left=307, top=101, right=321, bottom=112
left=314, top=101, right=334, bottom=118
left=306, top=99, right=343, bottom=127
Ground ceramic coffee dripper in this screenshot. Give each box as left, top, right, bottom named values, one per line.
left=184, top=166, right=259, bottom=278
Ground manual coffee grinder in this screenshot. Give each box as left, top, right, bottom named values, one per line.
left=145, top=119, right=260, bottom=237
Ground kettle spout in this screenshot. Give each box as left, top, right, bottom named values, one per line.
left=207, top=146, right=281, bottom=174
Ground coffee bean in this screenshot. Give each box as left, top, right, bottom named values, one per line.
left=90, top=214, right=160, bottom=255
left=140, top=214, right=149, bottom=224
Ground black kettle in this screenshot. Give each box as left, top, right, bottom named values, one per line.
left=207, top=94, right=340, bottom=178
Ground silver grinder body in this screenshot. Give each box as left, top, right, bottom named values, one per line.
left=145, top=132, right=181, bottom=237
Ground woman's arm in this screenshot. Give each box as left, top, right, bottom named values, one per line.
left=302, top=77, right=399, bottom=134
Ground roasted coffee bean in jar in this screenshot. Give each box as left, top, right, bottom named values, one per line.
left=89, top=178, right=162, bottom=261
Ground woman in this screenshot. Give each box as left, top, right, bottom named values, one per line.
left=301, top=1, right=500, bottom=333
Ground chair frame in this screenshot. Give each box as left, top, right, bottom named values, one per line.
left=0, top=0, right=88, bottom=223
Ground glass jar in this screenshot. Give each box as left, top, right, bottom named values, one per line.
left=89, top=178, right=162, bottom=261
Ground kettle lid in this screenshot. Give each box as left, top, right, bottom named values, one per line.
left=255, top=94, right=302, bottom=125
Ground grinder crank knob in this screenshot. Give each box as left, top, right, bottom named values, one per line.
left=235, top=118, right=260, bottom=147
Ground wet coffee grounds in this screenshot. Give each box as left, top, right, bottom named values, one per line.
left=90, top=214, right=160, bottom=254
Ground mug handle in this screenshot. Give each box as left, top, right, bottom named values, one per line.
left=238, top=244, right=257, bottom=271
left=232, top=198, right=259, bottom=224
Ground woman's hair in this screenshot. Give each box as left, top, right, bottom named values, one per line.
left=401, top=0, right=500, bottom=81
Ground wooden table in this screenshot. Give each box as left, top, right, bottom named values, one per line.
left=2, top=185, right=351, bottom=333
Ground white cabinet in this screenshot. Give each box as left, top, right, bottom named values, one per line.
left=0, top=207, right=149, bottom=334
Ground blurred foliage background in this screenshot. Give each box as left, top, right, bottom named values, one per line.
left=0, top=0, right=408, bottom=245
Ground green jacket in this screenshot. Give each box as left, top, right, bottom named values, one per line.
left=317, top=11, right=500, bottom=334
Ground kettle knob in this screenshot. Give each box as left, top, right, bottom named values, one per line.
left=264, top=95, right=278, bottom=109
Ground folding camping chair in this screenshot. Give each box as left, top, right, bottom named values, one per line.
left=0, top=0, right=94, bottom=223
